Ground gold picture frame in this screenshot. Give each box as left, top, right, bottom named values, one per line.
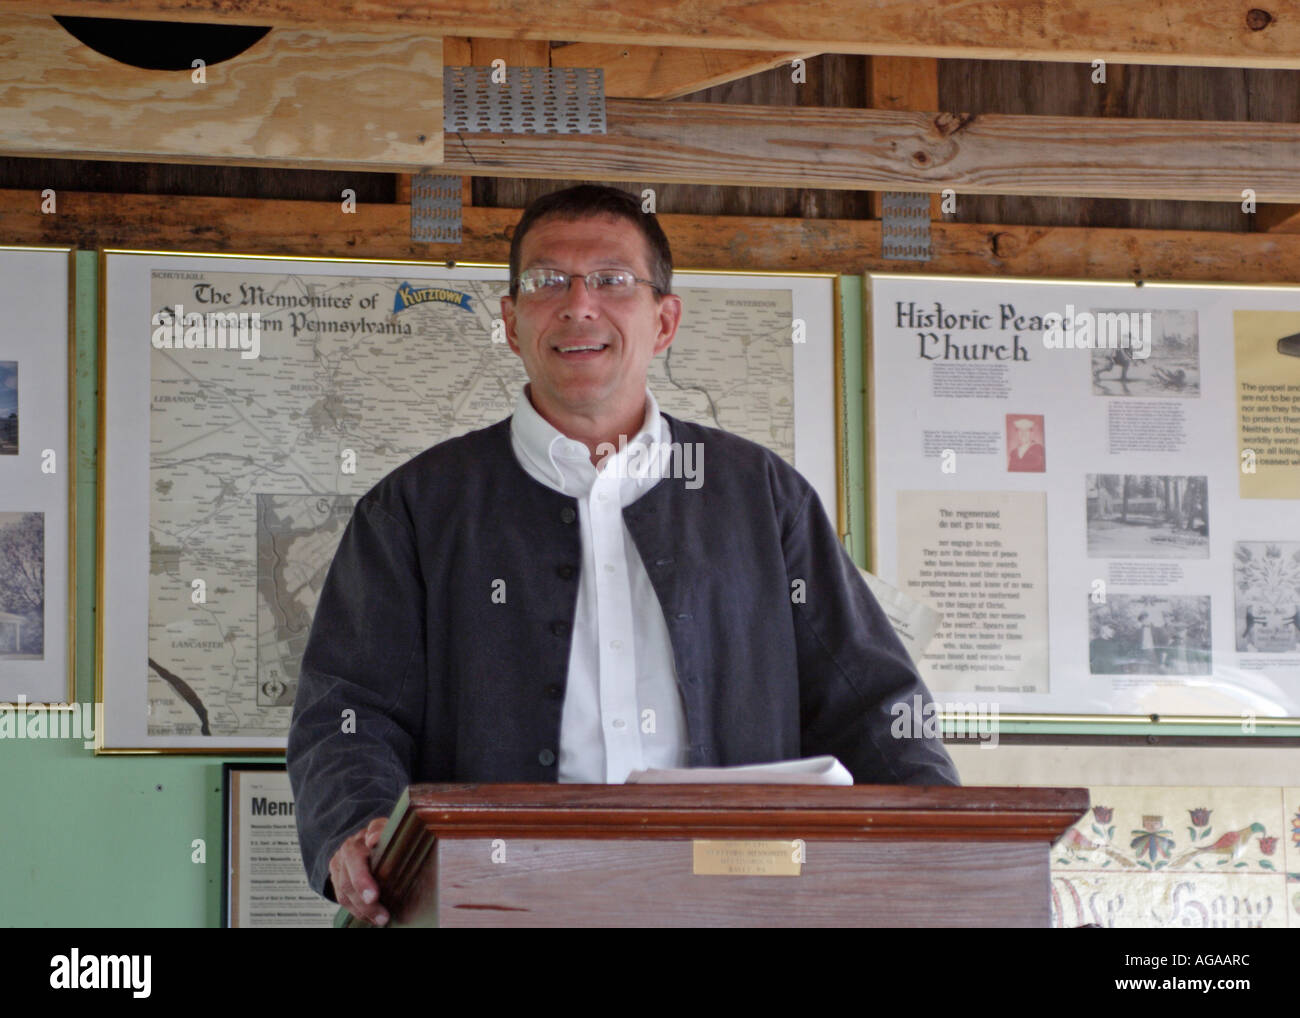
left=97, top=249, right=841, bottom=752
left=865, top=271, right=1300, bottom=733
left=0, top=246, right=76, bottom=711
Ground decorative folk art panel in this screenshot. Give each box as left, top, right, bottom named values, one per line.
left=1050, top=786, right=1300, bottom=928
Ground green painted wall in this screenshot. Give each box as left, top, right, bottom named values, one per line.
left=841, top=275, right=868, bottom=568
left=0, top=252, right=274, bottom=928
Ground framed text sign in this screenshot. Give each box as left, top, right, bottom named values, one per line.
left=868, top=273, right=1300, bottom=729
left=222, top=764, right=336, bottom=928
left=99, top=251, right=838, bottom=751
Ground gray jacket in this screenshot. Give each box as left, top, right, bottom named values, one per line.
left=288, top=414, right=959, bottom=899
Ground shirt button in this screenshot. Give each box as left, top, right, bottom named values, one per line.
left=610, top=639, right=622, bottom=650
left=551, top=621, right=570, bottom=637
left=538, top=748, right=556, bottom=766
left=560, top=506, right=576, bottom=524
left=556, top=564, right=576, bottom=580
left=596, top=492, right=609, bottom=503
left=612, top=718, right=626, bottom=729
left=603, top=563, right=615, bottom=573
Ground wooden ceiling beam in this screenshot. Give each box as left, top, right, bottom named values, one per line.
left=442, top=36, right=818, bottom=99
left=404, top=36, right=551, bottom=210
left=466, top=36, right=549, bottom=68
left=1256, top=205, right=1300, bottom=233
left=867, top=56, right=941, bottom=219
left=5, top=42, right=1297, bottom=202
left=550, top=43, right=819, bottom=99
left=439, top=99, right=1300, bottom=203
left=0, top=14, right=442, bottom=171
left=3, top=189, right=1296, bottom=284
left=10, top=1, right=1299, bottom=69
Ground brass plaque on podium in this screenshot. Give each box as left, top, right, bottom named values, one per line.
left=692, top=840, right=803, bottom=876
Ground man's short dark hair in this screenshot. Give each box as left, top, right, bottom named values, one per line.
left=508, top=184, right=673, bottom=299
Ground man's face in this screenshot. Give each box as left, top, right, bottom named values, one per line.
left=500, top=214, right=682, bottom=424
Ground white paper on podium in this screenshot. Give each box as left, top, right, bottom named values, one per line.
left=625, top=755, right=853, bottom=786
left=857, top=567, right=942, bottom=666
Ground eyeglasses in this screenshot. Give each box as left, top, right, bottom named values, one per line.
left=514, top=267, right=662, bottom=299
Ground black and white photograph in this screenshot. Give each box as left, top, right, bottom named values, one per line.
left=1088, top=594, right=1212, bottom=675
left=0, top=360, right=17, bottom=455
left=1086, top=474, right=1209, bottom=558
left=1234, top=541, right=1300, bottom=653
left=0, top=510, right=44, bottom=659
left=1090, top=308, right=1200, bottom=397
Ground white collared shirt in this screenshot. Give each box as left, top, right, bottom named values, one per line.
left=510, top=384, right=688, bottom=782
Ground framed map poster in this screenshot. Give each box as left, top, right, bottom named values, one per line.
left=0, top=246, right=75, bottom=708
left=98, top=251, right=838, bottom=751
left=868, top=272, right=1300, bottom=730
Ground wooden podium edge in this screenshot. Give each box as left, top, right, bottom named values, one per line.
left=336, top=784, right=1089, bottom=928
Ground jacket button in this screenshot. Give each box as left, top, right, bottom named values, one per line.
left=550, top=621, right=570, bottom=637
left=538, top=748, right=556, bottom=766
left=560, top=506, right=576, bottom=524
left=556, top=564, right=576, bottom=580
left=544, top=683, right=563, bottom=699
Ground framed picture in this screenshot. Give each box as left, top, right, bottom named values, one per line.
left=99, top=250, right=839, bottom=751
left=867, top=272, right=1300, bottom=731
left=221, top=763, right=337, bottom=928
left=0, top=246, right=75, bottom=708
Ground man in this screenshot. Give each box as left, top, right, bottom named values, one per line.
left=1007, top=417, right=1045, bottom=472
left=1134, top=611, right=1167, bottom=670
left=288, top=185, right=959, bottom=926
left=1092, top=343, right=1137, bottom=386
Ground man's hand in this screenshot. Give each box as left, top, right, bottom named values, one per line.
left=329, top=817, right=390, bottom=926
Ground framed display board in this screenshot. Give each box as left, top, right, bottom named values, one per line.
left=0, top=246, right=75, bottom=708
left=868, top=272, right=1300, bottom=732
left=221, top=763, right=336, bottom=928
left=98, top=250, right=839, bottom=751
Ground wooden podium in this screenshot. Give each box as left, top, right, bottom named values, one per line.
left=337, top=784, right=1087, bottom=927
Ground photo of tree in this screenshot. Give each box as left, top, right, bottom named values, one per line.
left=0, top=511, right=44, bottom=658
left=1086, top=474, right=1209, bottom=558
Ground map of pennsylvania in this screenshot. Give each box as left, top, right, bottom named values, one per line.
left=148, top=270, right=793, bottom=737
